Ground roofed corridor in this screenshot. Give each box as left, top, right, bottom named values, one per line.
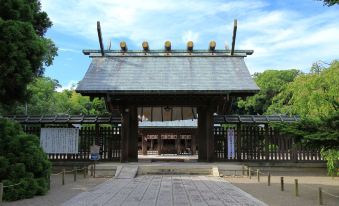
left=62, top=175, right=266, bottom=206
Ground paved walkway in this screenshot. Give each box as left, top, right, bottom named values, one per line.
left=62, top=175, right=267, bottom=206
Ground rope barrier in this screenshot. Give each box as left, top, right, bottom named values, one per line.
left=51, top=171, right=63, bottom=176
left=302, top=184, right=339, bottom=199
left=3, top=182, right=22, bottom=188
left=240, top=165, right=339, bottom=201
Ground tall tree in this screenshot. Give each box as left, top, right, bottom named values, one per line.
left=236, top=69, right=301, bottom=115
left=268, top=61, right=339, bottom=119
left=318, top=0, right=339, bottom=6
left=0, top=0, right=57, bottom=105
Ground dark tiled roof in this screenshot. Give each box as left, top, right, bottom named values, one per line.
left=76, top=53, right=259, bottom=94
left=5, top=115, right=300, bottom=125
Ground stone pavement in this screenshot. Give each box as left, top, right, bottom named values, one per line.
left=2, top=174, right=108, bottom=206
left=62, top=175, right=267, bottom=206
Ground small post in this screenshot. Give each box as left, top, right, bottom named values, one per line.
left=249, top=168, right=252, bottom=179
left=91, top=165, right=94, bottom=177
left=280, top=177, right=284, bottom=191
left=74, top=167, right=77, bottom=182
left=318, top=187, right=323, bottom=205
left=234, top=170, right=237, bottom=176
left=84, top=167, right=87, bottom=179
left=257, top=169, right=260, bottom=182
left=0, top=182, right=3, bottom=205
left=62, top=169, right=65, bottom=185
left=94, top=161, right=96, bottom=178
left=294, top=179, right=299, bottom=197
left=242, top=165, right=245, bottom=176
left=268, top=172, right=271, bottom=186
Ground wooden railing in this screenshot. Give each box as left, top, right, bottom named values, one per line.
left=214, top=126, right=323, bottom=162
left=24, top=126, right=121, bottom=161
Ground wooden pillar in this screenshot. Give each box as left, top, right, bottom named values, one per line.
left=237, top=123, right=242, bottom=161
left=191, top=133, right=196, bottom=155
left=176, top=135, right=180, bottom=155
left=120, top=106, right=138, bottom=162
left=157, top=135, right=162, bottom=155
left=197, top=106, right=214, bottom=162
left=142, top=134, right=147, bottom=155
left=264, top=123, right=269, bottom=160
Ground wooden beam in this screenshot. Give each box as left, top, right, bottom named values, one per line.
left=96, top=21, right=105, bottom=56
left=231, top=19, right=237, bottom=56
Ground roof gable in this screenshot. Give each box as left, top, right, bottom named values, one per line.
left=76, top=54, right=259, bottom=94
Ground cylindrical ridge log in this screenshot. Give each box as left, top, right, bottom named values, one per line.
left=187, top=41, right=193, bottom=51
left=120, top=41, right=127, bottom=51
left=165, top=41, right=171, bottom=51
left=142, top=41, right=149, bottom=51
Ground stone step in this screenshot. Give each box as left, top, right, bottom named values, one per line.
left=115, top=165, right=139, bottom=179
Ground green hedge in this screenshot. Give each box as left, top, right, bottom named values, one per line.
left=0, top=119, right=51, bottom=201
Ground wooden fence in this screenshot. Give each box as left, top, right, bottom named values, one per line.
left=24, top=125, right=121, bottom=161
left=24, top=124, right=322, bottom=162
left=214, top=125, right=323, bottom=162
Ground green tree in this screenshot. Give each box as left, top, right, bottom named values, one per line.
left=236, top=69, right=300, bottom=114
left=1, top=77, right=109, bottom=116
left=0, top=0, right=57, bottom=105
left=268, top=61, right=339, bottom=119
left=317, top=0, right=339, bottom=6
left=0, top=119, right=51, bottom=201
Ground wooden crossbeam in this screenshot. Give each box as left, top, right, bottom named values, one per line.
left=97, top=21, right=105, bottom=56
left=231, top=19, right=237, bottom=55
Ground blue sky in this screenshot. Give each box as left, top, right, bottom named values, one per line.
left=40, top=0, right=339, bottom=90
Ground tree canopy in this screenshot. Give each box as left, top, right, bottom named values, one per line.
left=0, top=77, right=109, bottom=116
left=318, top=0, right=339, bottom=6
left=0, top=0, right=57, bottom=105
left=236, top=69, right=300, bottom=115
left=268, top=61, right=339, bottom=120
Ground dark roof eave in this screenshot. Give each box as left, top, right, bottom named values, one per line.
left=75, top=89, right=260, bottom=96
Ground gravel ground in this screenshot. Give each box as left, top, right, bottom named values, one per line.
left=2, top=174, right=109, bottom=206
left=225, top=172, right=339, bottom=206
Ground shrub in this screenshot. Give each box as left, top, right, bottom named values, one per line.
left=320, top=149, right=339, bottom=177
left=0, top=118, right=51, bottom=201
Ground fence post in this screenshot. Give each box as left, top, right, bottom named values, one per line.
left=91, top=165, right=94, bottom=177
left=268, top=172, right=271, bottom=186
left=74, top=167, right=77, bottom=182
left=318, top=187, right=323, bottom=205
left=264, top=124, right=269, bottom=160
left=257, top=169, right=260, bottom=182
left=83, top=167, right=86, bottom=179
left=236, top=123, right=242, bottom=161
left=249, top=168, right=252, bottom=179
left=0, top=182, right=3, bottom=205
left=62, top=169, right=65, bottom=185
left=242, top=165, right=245, bottom=176
left=280, top=177, right=284, bottom=191
left=295, top=179, right=299, bottom=197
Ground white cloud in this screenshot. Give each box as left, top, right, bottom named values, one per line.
left=56, top=80, right=78, bottom=92
left=41, top=0, right=339, bottom=73
left=182, top=31, right=200, bottom=44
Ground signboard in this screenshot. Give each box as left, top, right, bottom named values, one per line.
left=90, top=145, right=100, bottom=161
left=227, top=128, right=235, bottom=159
left=40, top=128, right=79, bottom=154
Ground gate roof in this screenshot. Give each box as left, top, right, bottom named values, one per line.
left=76, top=50, right=259, bottom=95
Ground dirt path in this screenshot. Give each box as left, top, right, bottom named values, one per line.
left=2, top=174, right=108, bottom=206
left=225, top=173, right=339, bottom=206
